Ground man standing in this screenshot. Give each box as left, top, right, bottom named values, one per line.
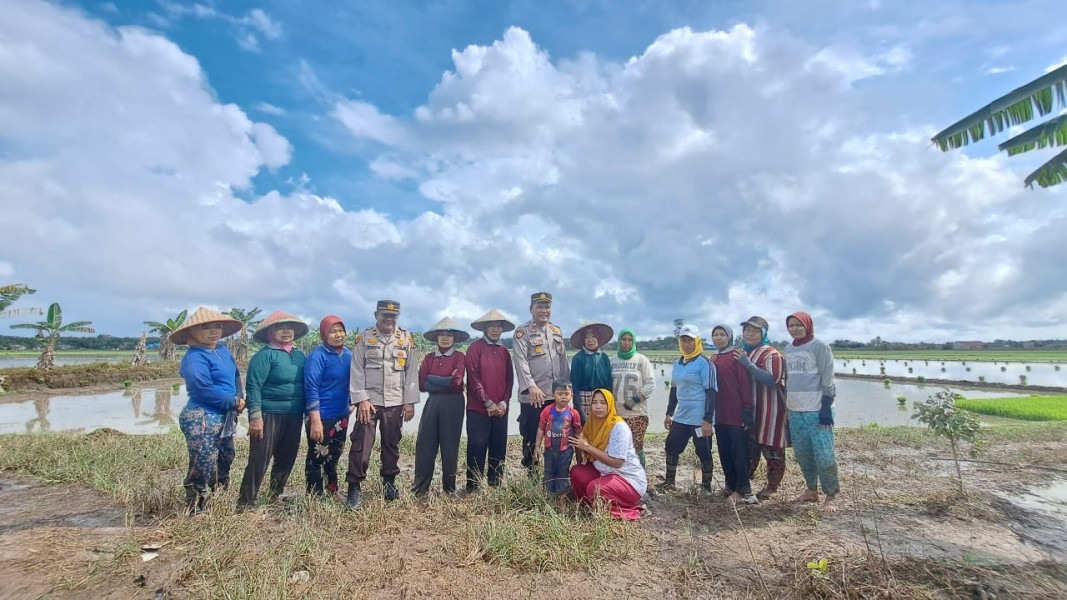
left=345, top=300, right=419, bottom=510
left=464, top=309, right=516, bottom=492
left=512, top=292, right=570, bottom=475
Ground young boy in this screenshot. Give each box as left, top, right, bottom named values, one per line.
left=534, top=380, right=583, bottom=495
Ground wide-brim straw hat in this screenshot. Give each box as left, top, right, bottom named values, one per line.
left=253, top=310, right=310, bottom=343
left=424, top=316, right=471, bottom=343
left=170, top=307, right=242, bottom=346
left=570, top=322, right=614, bottom=349
left=470, top=309, right=516, bottom=332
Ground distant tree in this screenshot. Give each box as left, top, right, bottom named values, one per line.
left=144, top=310, right=187, bottom=362
left=673, top=319, right=684, bottom=337
left=932, top=64, right=1067, bottom=188
left=0, top=284, right=42, bottom=319
left=223, top=307, right=262, bottom=363
left=10, top=303, right=95, bottom=370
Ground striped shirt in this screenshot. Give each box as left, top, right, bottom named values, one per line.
left=746, top=345, right=789, bottom=449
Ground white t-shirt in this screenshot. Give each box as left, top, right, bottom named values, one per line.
left=593, top=422, right=648, bottom=496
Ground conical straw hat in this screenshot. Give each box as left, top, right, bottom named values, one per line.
left=424, top=316, right=471, bottom=343
left=470, top=309, right=516, bottom=332
left=170, top=307, right=242, bottom=346
left=253, top=310, right=310, bottom=343
left=570, top=322, right=614, bottom=349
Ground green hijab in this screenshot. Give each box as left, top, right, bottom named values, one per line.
left=617, top=328, right=636, bottom=360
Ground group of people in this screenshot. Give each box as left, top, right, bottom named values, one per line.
left=173, top=291, right=841, bottom=520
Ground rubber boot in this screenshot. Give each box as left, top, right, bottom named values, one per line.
left=383, top=476, right=400, bottom=501
left=345, top=484, right=362, bottom=511
left=656, top=454, right=679, bottom=492
left=700, top=460, right=715, bottom=495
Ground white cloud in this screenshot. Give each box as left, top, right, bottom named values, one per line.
left=253, top=102, right=286, bottom=116
left=1047, top=56, right=1067, bottom=72
left=4, top=0, right=1066, bottom=342
left=985, top=66, right=1016, bottom=75
left=158, top=2, right=282, bottom=52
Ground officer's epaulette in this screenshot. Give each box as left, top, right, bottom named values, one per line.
left=550, top=325, right=560, bottom=334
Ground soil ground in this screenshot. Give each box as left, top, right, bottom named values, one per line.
left=0, top=405, right=1064, bottom=598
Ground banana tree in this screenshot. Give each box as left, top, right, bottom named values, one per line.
left=223, top=307, right=262, bottom=362
left=10, top=303, right=95, bottom=370
left=932, top=64, right=1067, bottom=188
left=144, top=310, right=187, bottom=362
left=0, top=284, right=43, bottom=319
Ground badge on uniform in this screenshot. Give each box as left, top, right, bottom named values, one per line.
left=535, top=347, right=543, bottom=354
left=369, top=338, right=378, bottom=344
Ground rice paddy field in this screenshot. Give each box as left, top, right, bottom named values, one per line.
left=957, top=395, right=1067, bottom=422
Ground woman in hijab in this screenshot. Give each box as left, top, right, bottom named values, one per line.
left=709, top=324, right=757, bottom=505
left=237, top=310, right=309, bottom=509
left=661, top=324, right=717, bottom=493
left=303, top=315, right=352, bottom=499
left=609, top=328, right=656, bottom=467
left=784, top=312, right=840, bottom=512
left=569, top=389, right=646, bottom=520
left=413, top=317, right=469, bottom=496
left=173, top=307, right=244, bottom=514
left=732, top=316, right=788, bottom=500
left=569, top=322, right=614, bottom=426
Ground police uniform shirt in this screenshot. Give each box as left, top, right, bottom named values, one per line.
left=512, top=320, right=570, bottom=402
left=349, top=326, right=419, bottom=407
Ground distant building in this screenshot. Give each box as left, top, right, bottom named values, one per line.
left=1021, top=340, right=1037, bottom=348
left=952, top=341, right=985, bottom=350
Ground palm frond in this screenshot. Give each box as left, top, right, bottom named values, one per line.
left=932, top=64, right=1067, bottom=151
left=45, top=303, right=62, bottom=327
left=1024, top=147, right=1067, bottom=188
left=998, top=114, right=1067, bottom=156
left=62, top=321, right=94, bottom=332
left=10, top=323, right=44, bottom=331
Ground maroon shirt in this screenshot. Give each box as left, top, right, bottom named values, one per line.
left=711, top=351, right=754, bottom=427
left=464, top=338, right=515, bottom=415
left=418, top=349, right=465, bottom=394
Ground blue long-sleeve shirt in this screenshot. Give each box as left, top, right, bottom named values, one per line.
left=180, top=345, right=241, bottom=414
left=304, top=344, right=353, bottom=420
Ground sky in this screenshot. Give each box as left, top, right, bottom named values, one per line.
left=2, top=0, right=1067, bottom=344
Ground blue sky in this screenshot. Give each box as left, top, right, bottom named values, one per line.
left=2, top=0, right=1066, bottom=342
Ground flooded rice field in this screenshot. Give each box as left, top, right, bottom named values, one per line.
left=0, top=376, right=1030, bottom=436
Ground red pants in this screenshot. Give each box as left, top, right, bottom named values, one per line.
left=569, top=463, right=643, bottom=521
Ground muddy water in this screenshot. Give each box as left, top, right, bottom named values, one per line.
left=0, top=378, right=1028, bottom=436
left=994, top=478, right=1067, bottom=559
left=837, top=358, right=1067, bottom=387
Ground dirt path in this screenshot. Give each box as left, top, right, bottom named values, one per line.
left=1, top=434, right=1065, bottom=599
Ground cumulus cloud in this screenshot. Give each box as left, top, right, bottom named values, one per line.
left=4, top=0, right=1065, bottom=342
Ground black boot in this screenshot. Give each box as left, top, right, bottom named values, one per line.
left=345, top=484, right=362, bottom=511
left=656, top=454, right=679, bottom=491
left=701, top=460, right=715, bottom=495
left=383, top=476, right=400, bottom=501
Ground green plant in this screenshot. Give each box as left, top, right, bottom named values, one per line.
left=806, top=557, right=829, bottom=580
left=10, top=303, right=95, bottom=370
left=0, top=283, right=42, bottom=319
left=144, top=310, right=188, bottom=362
left=957, top=395, right=1067, bottom=421
left=917, top=376, right=925, bottom=384
left=172, top=382, right=181, bottom=393
left=907, top=367, right=913, bottom=373
left=912, top=391, right=983, bottom=495
left=122, top=379, right=132, bottom=389
left=978, top=375, right=985, bottom=382
left=896, top=396, right=907, bottom=406
left=1019, top=375, right=1027, bottom=385
left=882, top=377, right=891, bottom=386
left=965, top=367, right=971, bottom=372
left=852, top=368, right=856, bottom=374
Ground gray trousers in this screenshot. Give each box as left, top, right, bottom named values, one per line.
left=237, top=413, right=303, bottom=507
left=346, top=405, right=404, bottom=487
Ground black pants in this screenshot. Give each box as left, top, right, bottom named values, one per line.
left=412, top=393, right=465, bottom=495
left=238, top=413, right=303, bottom=507
left=518, top=402, right=542, bottom=469
left=466, top=408, right=508, bottom=490
left=715, top=424, right=751, bottom=495
left=664, top=422, right=713, bottom=462
left=346, top=405, right=404, bottom=487
left=305, top=415, right=349, bottom=495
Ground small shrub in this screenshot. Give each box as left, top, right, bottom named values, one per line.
left=907, top=367, right=913, bottom=373
left=1000, top=366, right=1006, bottom=372
left=1019, top=375, right=1027, bottom=385
left=896, top=396, right=907, bottom=406
left=978, top=375, right=985, bottom=382
left=916, top=376, right=926, bottom=384
left=912, top=391, right=982, bottom=495
left=122, top=379, right=132, bottom=389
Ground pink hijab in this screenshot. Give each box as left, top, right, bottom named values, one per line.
left=787, top=311, right=815, bottom=346
left=319, top=315, right=346, bottom=353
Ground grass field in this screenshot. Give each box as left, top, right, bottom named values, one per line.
left=957, top=395, right=1067, bottom=421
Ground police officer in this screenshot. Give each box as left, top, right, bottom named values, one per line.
left=345, top=300, right=419, bottom=510
left=512, top=292, right=570, bottom=474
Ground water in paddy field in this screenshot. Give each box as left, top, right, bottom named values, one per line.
left=837, top=357, right=1067, bottom=387
left=0, top=376, right=1031, bottom=436
left=0, top=354, right=138, bottom=369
